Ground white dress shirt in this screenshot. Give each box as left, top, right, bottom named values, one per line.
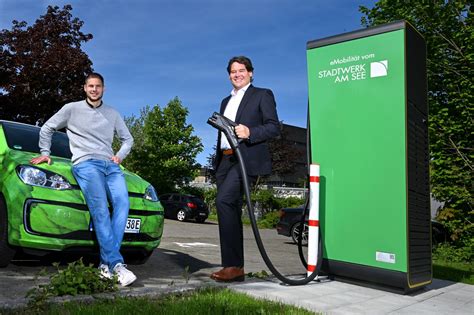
left=220, top=83, right=250, bottom=150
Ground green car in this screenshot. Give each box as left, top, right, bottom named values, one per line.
left=0, top=120, right=164, bottom=267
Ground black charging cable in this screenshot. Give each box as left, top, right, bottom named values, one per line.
left=207, top=112, right=321, bottom=285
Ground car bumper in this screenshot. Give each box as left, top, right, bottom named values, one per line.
left=276, top=222, right=291, bottom=237
left=6, top=187, right=164, bottom=253
left=189, top=208, right=209, bottom=219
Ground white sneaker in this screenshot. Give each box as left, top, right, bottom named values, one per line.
left=98, top=264, right=112, bottom=279
left=113, top=263, right=137, bottom=286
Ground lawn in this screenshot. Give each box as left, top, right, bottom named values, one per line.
left=433, top=260, right=474, bottom=285
left=5, top=288, right=315, bottom=315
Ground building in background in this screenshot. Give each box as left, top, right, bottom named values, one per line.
left=266, top=123, right=307, bottom=188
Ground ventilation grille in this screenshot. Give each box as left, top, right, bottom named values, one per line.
left=407, top=100, right=431, bottom=284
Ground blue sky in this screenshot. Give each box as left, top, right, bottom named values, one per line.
left=0, top=0, right=376, bottom=165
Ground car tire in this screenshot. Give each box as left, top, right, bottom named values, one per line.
left=290, top=222, right=308, bottom=245
left=195, top=217, right=206, bottom=223
left=0, top=197, right=15, bottom=267
left=176, top=209, right=186, bottom=222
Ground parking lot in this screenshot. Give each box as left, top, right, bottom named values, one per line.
left=1, top=219, right=472, bottom=314
left=0, top=218, right=306, bottom=305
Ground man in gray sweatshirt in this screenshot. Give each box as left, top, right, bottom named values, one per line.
left=30, top=73, right=137, bottom=286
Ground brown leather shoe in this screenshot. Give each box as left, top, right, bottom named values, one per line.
left=210, top=267, right=245, bottom=282
left=210, top=268, right=225, bottom=280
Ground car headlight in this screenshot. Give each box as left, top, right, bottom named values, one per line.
left=17, top=165, right=72, bottom=190
left=144, top=185, right=159, bottom=202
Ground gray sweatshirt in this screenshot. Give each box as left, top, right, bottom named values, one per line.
left=39, top=100, right=133, bottom=165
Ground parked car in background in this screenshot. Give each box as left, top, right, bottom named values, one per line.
left=276, top=205, right=308, bottom=245
left=159, top=193, right=209, bottom=223
left=276, top=205, right=448, bottom=247
left=0, top=120, right=164, bottom=267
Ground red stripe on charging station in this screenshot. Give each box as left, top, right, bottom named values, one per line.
left=309, top=176, right=320, bottom=183
left=308, top=220, right=319, bottom=227
left=307, top=264, right=316, bottom=272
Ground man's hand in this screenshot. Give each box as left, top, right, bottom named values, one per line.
left=30, top=155, right=52, bottom=165
left=235, top=124, right=250, bottom=139
left=110, top=155, right=122, bottom=164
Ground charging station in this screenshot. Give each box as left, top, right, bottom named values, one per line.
left=306, top=21, right=431, bottom=292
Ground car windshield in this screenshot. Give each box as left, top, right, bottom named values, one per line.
left=1, top=121, right=72, bottom=159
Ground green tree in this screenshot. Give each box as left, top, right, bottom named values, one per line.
left=359, top=1, right=473, bottom=248
left=121, top=98, right=203, bottom=194
left=0, top=5, right=93, bottom=124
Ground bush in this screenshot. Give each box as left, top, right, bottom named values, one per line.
left=257, top=211, right=281, bottom=229
left=277, top=196, right=305, bottom=209
left=433, top=242, right=473, bottom=263
left=203, top=188, right=217, bottom=215
left=205, top=187, right=304, bottom=228
left=27, top=258, right=117, bottom=310
left=249, top=189, right=305, bottom=214
left=436, top=206, right=473, bottom=248
left=250, top=189, right=276, bottom=214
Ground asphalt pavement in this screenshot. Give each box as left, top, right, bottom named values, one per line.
left=0, top=219, right=472, bottom=314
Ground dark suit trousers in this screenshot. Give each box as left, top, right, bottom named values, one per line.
left=215, top=154, right=246, bottom=268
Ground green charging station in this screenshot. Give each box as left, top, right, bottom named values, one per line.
left=306, top=21, right=430, bottom=292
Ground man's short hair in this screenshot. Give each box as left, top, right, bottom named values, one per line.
left=227, top=56, right=254, bottom=74
left=85, top=72, right=104, bottom=85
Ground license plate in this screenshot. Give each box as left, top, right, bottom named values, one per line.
left=125, top=218, right=141, bottom=233
left=89, top=217, right=141, bottom=234
left=199, top=213, right=206, bottom=216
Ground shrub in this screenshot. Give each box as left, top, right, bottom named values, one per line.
left=257, top=211, right=281, bottom=229
left=433, top=242, right=473, bottom=263
left=27, top=258, right=117, bottom=310
left=204, top=188, right=217, bottom=214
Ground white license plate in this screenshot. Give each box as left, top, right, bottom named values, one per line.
left=89, top=217, right=141, bottom=234
left=125, top=218, right=141, bottom=234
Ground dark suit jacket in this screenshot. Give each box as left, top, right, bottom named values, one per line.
left=214, top=85, right=280, bottom=176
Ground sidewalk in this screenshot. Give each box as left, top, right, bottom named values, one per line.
left=2, top=270, right=472, bottom=314
left=230, top=276, right=474, bottom=314
left=1, top=218, right=472, bottom=314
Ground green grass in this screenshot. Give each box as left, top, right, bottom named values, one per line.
left=208, top=212, right=218, bottom=222
left=6, top=288, right=314, bottom=315
left=433, top=260, right=474, bottom=285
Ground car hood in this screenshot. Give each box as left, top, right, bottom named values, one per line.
left=7, top=150, right=150, bottom=194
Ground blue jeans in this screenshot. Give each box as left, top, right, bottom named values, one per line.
left=72, top=159, right=129, bottom=270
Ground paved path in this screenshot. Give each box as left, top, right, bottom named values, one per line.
left=0, top=219, right=472, bottom=314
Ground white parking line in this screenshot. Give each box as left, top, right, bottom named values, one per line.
left=174, top=242, right=218, bottom=248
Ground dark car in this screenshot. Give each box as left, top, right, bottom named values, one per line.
left=276, top=205, right=308, bottom=245
left=276, top=206, right=448, bottom=247
left=159, top=193, right=209, bottom=223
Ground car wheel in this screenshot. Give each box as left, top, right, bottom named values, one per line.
left=291, top=222, right=308, bottom=245
left=176, top=209, right=186, bottom=222
left=0, top=197, right=15, bottom=267
left=195, top=217, right=206, bottom=223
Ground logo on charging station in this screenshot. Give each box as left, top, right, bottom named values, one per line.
left=370, top=60, right=388, bottom=78
left=317, top=54, right=389, bottom=84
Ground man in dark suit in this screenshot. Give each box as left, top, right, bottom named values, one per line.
left=210, top=56, right=280, bottom=282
